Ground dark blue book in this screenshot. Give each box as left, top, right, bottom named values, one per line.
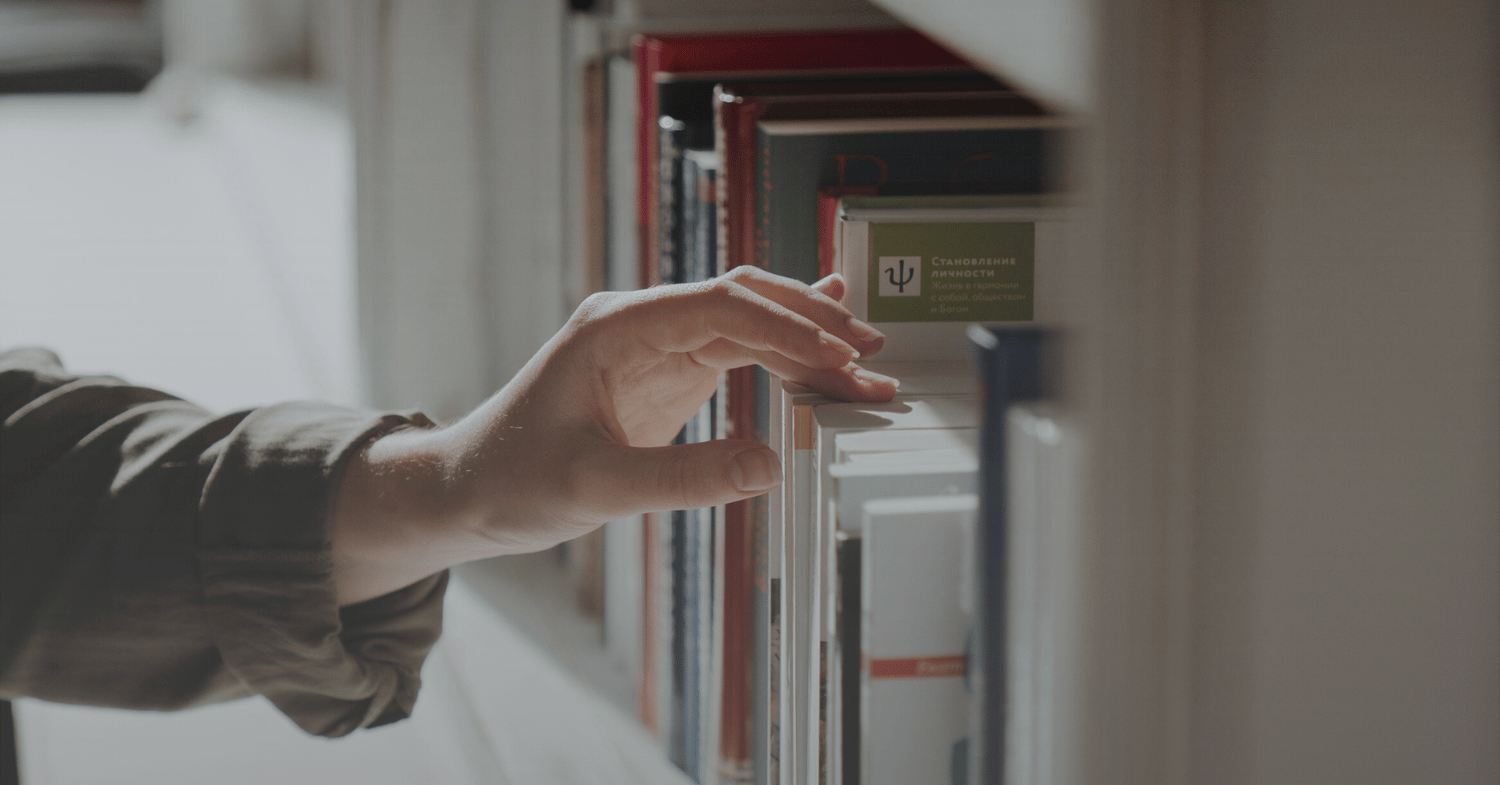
left=968, top=325, right=1049, bottom=785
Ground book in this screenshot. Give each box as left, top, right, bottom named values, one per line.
left=754, top=118, right=1062, bottom=286
left=860, top=494, right=978, bottom=785
left=827, top=437, right=978, bottom=785
left=634, top=29, right=976, bottom=287
left=713, top=84, right=1055, bottom=286
left=682, top=149, right=720, bottom=286
left=838, top=194, right=1070, bottom=362
left=967, top=326, right=1049, bottom=785
left=811, top=405, right=977, bottom=785
left=713, top=78, right=1035, bottom=280
left=997, top=403, right=1082, bottom=785
left=771, top=393, right=979, bottom=785
left=654, top=124, right=723, bottom=781
left=607, top=52, right=641, bottom=292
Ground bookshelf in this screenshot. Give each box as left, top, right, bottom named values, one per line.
left=346, top=2, right=1500, bottom=785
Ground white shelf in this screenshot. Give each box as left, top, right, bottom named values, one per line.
left=871, top=0, right=1092, bottom=113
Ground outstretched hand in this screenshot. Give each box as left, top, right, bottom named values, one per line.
left=331, top=268, right=897, bottom=604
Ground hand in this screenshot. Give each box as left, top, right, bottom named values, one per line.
left=331, top=268, right=897, bottom=604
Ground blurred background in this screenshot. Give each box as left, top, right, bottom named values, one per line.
left=0, top=2, right=430, bottom=783
left=0, top=3, right=668, bottom=784
left=0, top=0, right=358, bottom=413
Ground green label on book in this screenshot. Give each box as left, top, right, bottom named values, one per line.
left=867, top=222, right=1035, bottom=322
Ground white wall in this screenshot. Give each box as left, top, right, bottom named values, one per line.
left=348, top=0, right=566, bottom=418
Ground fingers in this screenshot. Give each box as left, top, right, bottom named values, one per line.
left=570, top=269, right=899, bottom=403
left=740, top=347, right=899, bottom=402
left=607, top=277, right=860, bottom=370
left=674, top=338, right=896, bottom=401
left=596, top=269, right=883, bottom=368
left=726, top=268, right=884, bottom=359
left=810, top=272, right=846, bottom=301
left=577, top=439, right=784, bottom=519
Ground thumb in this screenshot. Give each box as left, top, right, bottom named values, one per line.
left=579, top=439, right=782, bottom=518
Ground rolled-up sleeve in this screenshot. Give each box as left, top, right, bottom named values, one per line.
left=0, top=347, right=447, bottom=737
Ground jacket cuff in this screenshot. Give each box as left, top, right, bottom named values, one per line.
left=195, top=403, right=447, bottom=737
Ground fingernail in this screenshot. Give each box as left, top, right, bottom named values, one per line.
left=845, top=316, right=883, bottom=341
left=854, top=367, right=900, bottom=388
left=819, top=330, right=859, bottom=359
left=731, top=448, right=781, bottom=492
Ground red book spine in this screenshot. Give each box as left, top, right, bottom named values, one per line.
left=715, top=88, right=762, bottom=780
left=716, top=93, right=766, bottom=281
left=649, top=28, right=969, bottom=75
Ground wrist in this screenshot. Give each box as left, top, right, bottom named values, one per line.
left=329, top=424, right=501, bottom=605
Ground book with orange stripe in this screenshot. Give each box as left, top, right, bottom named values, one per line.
left=861, top=494, right=978, bottom=785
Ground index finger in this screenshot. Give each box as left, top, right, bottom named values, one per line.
left=720, top=267, right=885, bottom=358
left=593, top=279, right=861, bottom=370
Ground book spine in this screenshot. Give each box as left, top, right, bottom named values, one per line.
left=790, top=404, right=818, bottom=785
left=659, top=119, right=686, bottom=287
left=715, top=85, right=764, bottom=785
left=836, top=538, right=862, bottom=785
left=694, top=157, right=719, bottom=281
left=971, top=327, right=1047, bottom=785
left=671, top=506, right=690, bottom=770
left=582, top=58, right=608, bottom=299
left=754, top=126, right=772, bottom=272
left=682, top=151, right=701, bottom=288
left=641, top=510, right=659, bottom=733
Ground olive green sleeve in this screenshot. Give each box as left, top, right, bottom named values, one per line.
left=0, top=347, right=446, bottom=737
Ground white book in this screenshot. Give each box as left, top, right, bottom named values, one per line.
left=835, top=428, right=978, bottom=464
left=999, top=405, right=1084, bottom=785
left=825, top=435, right=977, bottom=785
left=772, top=387, right=978, bottom=785
left=861, top=494, right=977, bottom=785
left=811, top=400, right=977, bottom=785
left=813, top=399, right=978, bottom=635
left=772, top=383, right=820, bottom=785
left=830, top=447, right=978, bottom=534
